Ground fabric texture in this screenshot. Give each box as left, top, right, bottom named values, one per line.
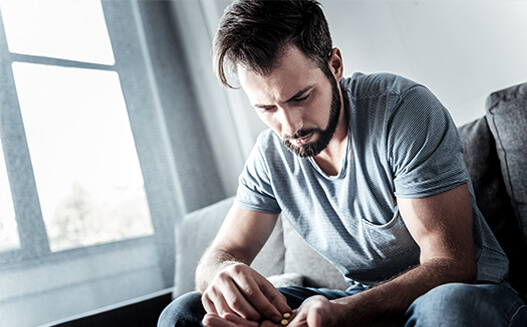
left=281, top=218, right=350, bottom=290
left=159, top=283, right=527, bottom=327
left=235, top=72, right=508, bottom=286
left=266, top=273, right=304, bottom=288
left=459, top=117, right=527, bottom=299
left=486, top=82, right=527, bottom=249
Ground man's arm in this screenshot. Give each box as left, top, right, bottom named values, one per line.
left=196, top=205, right=290, bottom=324
left=290, top=183, right=476, bottom=327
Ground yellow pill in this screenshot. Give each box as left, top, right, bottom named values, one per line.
left=281, top=319, right=289, bottom=326
left=283, top=313, right=291, bottom=319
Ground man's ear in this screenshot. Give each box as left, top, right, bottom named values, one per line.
left=328, top=47, right=344, bottom=82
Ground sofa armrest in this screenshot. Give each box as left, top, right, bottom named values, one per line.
left=173, top=197, right=286, bottom=299
left=173, top=197, right=233, bottom=298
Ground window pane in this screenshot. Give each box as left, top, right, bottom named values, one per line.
left=0, top=143, right=19, bottom=252
left=0, top=0, right=114, bottom=65
left=12, top=62, right=153, bottom=252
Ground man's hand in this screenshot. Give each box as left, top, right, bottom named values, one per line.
left=287, top=295, right=334, bottom=327
left=202, top=262, right=290, bottom=324
left=203, top=312, right=278, bottom=327
left=203, top=295, right=335, bottom=327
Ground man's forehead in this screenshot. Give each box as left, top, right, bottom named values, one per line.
left=238, top=55, right=321, bottom=105
left=239, top=68, right=316, bottom=106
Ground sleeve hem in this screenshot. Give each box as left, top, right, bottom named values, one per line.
left=394, top=178, right=468, bottom=199
left=233, top=199, right=282, bottom=215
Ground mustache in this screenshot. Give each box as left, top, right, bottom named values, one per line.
left=283, top=128, right=320, bottom=141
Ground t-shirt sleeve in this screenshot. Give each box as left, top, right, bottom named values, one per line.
left=234, top=135, right=282, bottom=214
left=388, top=85, right=469, bottom=198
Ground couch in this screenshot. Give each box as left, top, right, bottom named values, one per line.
left=173, top=81, right=527, bottom=304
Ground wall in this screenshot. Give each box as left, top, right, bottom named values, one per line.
left=324, top=0, right=527, bottom=126
left=202, top=0, right=527, bottom=135
left=171, top=0, right=527, bottom=197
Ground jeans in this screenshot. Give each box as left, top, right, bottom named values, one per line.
left=158, top=283, right=527, bottom=326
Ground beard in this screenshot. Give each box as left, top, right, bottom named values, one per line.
left=282, top=76, right=342, bottom=158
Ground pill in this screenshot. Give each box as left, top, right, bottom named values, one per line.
left=281, top=319, right=289, bottom=326
left=283, top=313, right=291, bottom=319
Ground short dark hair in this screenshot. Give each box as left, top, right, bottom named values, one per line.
left=213, top=0, right=333, bottom=88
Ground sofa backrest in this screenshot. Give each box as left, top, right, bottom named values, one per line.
left=458, top=81, right=527, bottom=300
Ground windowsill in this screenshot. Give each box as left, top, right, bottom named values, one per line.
left=42, top=287, right=174, bottom=327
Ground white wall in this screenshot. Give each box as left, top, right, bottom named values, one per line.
left=324, top=0, right=527, bottom=126
left=205, top=0, right=527, bottom=131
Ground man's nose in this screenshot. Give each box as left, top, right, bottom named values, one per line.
left=279, top=107, right=303, bottom=137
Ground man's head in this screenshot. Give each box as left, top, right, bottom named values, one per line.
left=214, top=0, right=345, bottom=158
left=213, top=0, right=333, bottom=88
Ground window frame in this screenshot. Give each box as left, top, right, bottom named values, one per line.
left=0, top=0, right=177, bottom=278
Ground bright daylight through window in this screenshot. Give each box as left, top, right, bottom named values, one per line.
left=12, top=63, right=154, bottom=252
left=0, top=0, right=154, bottom=252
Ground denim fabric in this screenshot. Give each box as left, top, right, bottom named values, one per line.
left=158, top=283, right=526, bottom=326
left=405, top=283, right=527, bottom=327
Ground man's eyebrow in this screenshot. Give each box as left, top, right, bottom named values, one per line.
left=253, top=85, right=314, bottom=109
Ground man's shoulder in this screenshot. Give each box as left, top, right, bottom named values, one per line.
left=342, top=72, right=422, bottom=100
left=252, top=129, right=294, bottom=164
left=255, top=128, right=281, bottom=151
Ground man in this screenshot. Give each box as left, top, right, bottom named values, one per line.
left=159, top=1, right=526, bottom=326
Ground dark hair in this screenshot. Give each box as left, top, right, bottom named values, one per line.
left=213, top=0, right=333, bottom=88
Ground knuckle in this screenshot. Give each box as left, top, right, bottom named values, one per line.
left=217, top=270, right=230, bottom=282
left=228, top=296, right=243, bottom=311
left=230, top=262, right=246, bottom=275
left=242, top=286, right=256, bottom=298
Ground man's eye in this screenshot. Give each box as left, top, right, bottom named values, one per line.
left=293, top=94, right=310, bottom=102
left=258, top=106, right=275, bottom=113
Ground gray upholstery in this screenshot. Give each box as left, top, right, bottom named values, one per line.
left=486, top=82, right=527, bottom=245
left=459, top=116, right=527, bottom=298
left=174, top=197, right=286, bottom=298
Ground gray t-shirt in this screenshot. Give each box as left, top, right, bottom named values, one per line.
left=235, top=72, right=509, bottom=286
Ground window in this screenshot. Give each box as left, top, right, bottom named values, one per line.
left=12, top=62, right=154, bottom=252
left=1, top=0, right=155, bottom=254
left=0, top=1, right=207, bottom=325
left=0, top=0, right=226, bottom=325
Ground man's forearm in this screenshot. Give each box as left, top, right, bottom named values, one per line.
left=330, top=257, right=476, bottom=326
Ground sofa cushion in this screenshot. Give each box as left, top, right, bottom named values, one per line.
left=282, top=218, right=350, bottom=290
left=458, top=117, right=527, bottom=298
left=486, top=82, right=527, bottom=241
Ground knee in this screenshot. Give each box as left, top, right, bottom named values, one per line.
left=158, top=291, right=205, bottom=327
left=405, top=283, right=495, bottom=326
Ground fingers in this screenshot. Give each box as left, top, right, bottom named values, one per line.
left=203, top=273, right=262, bottom=321
left=286, top=295, right=331, bottom=327
left=203, top=263, right=290, bottom=323
left=236, top=272, right=285, bottom=322
left=202, top=313, right=233, bottom=327
left=203, top=313, right=259, bottom=327
left=225, top=281, right=262, bottom=320
left=259, top=279, right=292, bottom=316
